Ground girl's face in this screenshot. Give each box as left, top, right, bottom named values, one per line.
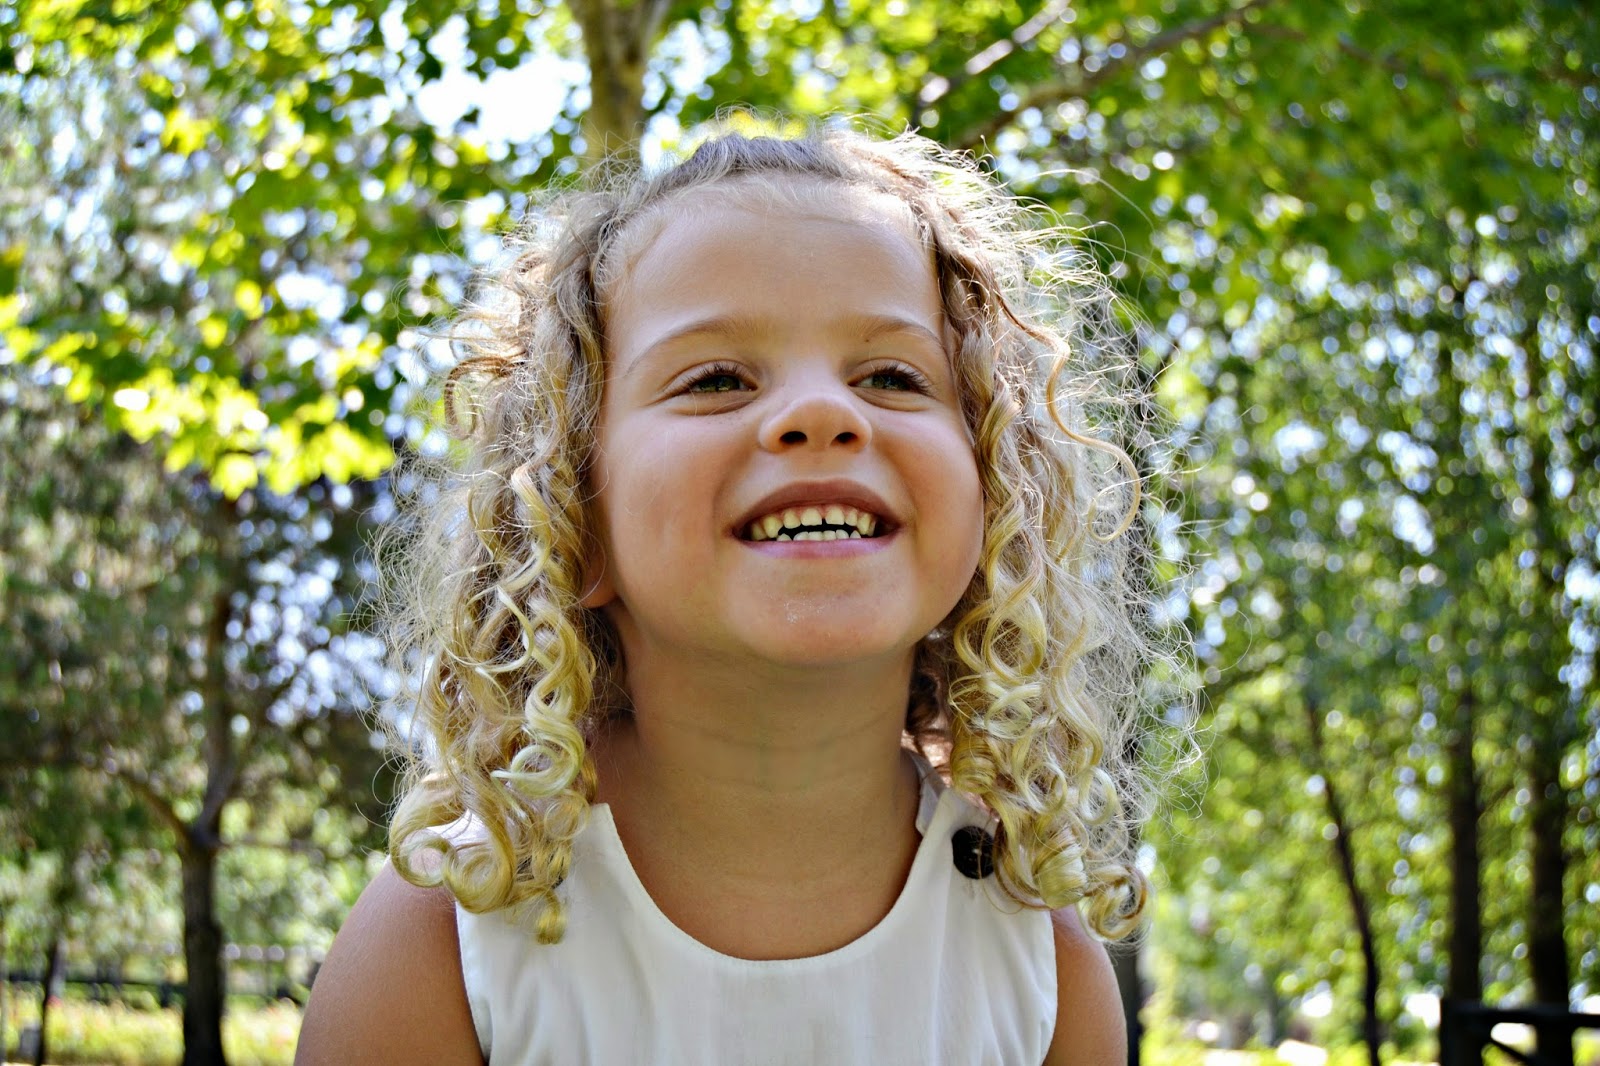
left=584, top=183, right=984, bottom=672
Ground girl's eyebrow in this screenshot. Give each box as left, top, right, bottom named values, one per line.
left=628, top=312, right=768, bottom=370
left=627, top=312, right=944, bottom=374
left=856, top=315, right=945, bottom=350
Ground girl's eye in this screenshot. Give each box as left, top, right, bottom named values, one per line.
left=680, top=364, right=750, bottom=394
left=857, top=363, right=932, bottom=393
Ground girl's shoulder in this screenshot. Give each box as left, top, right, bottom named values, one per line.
left=1041, top=905, right=1126, bottom=1065
left=294, top=863, right=484, bottom=1066
left=924, top=759, right=1125, bottom=1063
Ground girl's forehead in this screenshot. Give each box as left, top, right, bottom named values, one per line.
left=599, top=176, right=927, bottom=303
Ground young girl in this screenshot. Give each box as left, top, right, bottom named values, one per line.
left=297, top=119, right=1167, bottom=1065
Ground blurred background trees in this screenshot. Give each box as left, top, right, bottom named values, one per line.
left=2, top=1, right=1595, bottom=1063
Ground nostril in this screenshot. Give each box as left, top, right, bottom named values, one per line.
left=779, top=430, right=807, bottom=445
left=834, top=431, right=858, bottom=445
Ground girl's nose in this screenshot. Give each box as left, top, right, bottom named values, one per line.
left=757, top=378, right=872, bottom=453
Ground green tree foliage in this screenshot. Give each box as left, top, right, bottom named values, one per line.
left=4, top=1, right=1597, bottom=1063
left=0, top=371, right=393, bottom=1062
left=1097, top=10, right=1599, bottom=1060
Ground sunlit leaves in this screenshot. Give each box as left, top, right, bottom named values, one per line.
left=1, top=0, right=526, bottom=498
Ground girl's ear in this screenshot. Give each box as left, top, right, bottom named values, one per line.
left=578, top=545, right=615, bottom=609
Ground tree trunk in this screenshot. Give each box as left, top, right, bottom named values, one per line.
left=1527, top=740, right=1573, bottom=1066
left=1111, top=942, right=1141, bottom=1066
left=1436, top=317, right=1485, bottom=1019
left=1445, top=688, right=1483, bottom=1004
left=1, top=906, right=8, bottom=1064
left=1525, top=421, right=1574, bottom=1066
left=182, top=496, right=239, bottom=1066
left=569, top=0, right=670, bottom=166
left=1305, top=697, right=1382, bottom=1066
left=35, top=933, right=63, bottom=1066
left=1111, top=342, right=1168, bottom=1066
left=1263, top=975, right=1287, bottom=1047
left=180, top=833, right=227, bottom=1066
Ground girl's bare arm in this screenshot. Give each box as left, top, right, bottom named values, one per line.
left=295, top=864, right=484, bottom=1065
left=1041, top=906, right=1128, bottom=1065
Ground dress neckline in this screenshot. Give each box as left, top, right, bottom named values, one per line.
left=584, top=751, right=954, bottom=969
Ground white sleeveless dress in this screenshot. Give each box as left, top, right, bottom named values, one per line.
left=454, top=755, right=1058, bottom=1065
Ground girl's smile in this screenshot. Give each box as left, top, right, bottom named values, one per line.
left=584, top=183, right=984, bottom=669
left=732, top=479, right=896, bottom=560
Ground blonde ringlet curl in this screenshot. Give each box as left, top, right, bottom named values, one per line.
left=376, top=112, right=1180, bottom=944
left=380, top=204, right=617, bottom=944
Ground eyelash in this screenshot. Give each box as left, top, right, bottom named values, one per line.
left=679, top=361, right=751, bottom=394
left=855, top=361, right=934, bottom=393
left=675, top=360, right=934, bottom=396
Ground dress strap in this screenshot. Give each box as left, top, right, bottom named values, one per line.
left=908, top=749, right=945, bottom=836
left=907, top=750, right=1000, bottom=880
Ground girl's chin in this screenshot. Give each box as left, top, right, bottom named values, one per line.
left=725, top=626, right=924, bottom=671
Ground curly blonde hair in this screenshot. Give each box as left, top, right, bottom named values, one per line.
left=377, top=118, right=1173, bottom=944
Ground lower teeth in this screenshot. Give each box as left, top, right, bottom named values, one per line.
left=769, top=529, right=868, bottom=542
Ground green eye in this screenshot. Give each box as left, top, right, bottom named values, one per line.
left=860, top=371, right=915, bottom=391
left=686, top=372, right=745, bottom=393
left=681, top=362, right=749, bottom=393
left=859, top=361, right=935, bottom=392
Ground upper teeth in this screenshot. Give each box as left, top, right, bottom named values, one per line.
left=746, top=505, right=881, bottom=542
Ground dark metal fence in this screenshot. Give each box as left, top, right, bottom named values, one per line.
left=4, top=952, right=313, bottom=1006
left=1440, top=1000, right=1600, bottom=1066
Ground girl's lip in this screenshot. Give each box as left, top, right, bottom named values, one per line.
left=737, top=530, right=898, bottom=556
left=731, top=479, right=899, bottom=537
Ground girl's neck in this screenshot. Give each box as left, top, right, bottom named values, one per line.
left=588, top=651, right=923, bottom=948
left=593, top=651, right=920, bottom=837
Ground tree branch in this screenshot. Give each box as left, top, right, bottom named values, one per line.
left=953, top=0, right=1280, bottom=152
left=1251, top=24, right=1600, bottom=93
left=1303, top=691, right=1384, bottom=1066
left=917, top=0, right=1072, bottom=109
left=110, top=766, right=191, bottom=842
left=230, top=672, right=298, bottom=778
left=222, top=834, right=330, bottom=855
left=1198, top=656, right=1281, bottom=714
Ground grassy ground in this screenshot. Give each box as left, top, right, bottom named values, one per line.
left=4, top=996, right=1598, bottom=1065
left=1146, top=1036, right=1600, bottom=1066
left=3, top=997, right=298, bottom=1066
